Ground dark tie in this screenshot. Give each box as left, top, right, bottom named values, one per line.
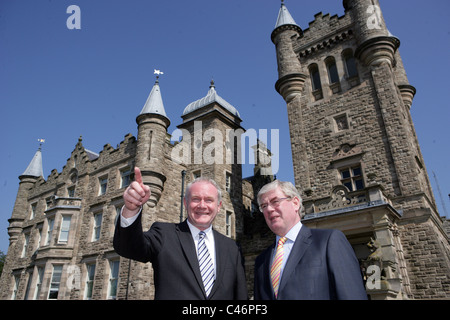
left=198, top=231, right=214, bottom=296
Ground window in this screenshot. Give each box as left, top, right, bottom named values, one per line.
left=22, top=233, right=30, bottom=257
left=24, top=271, right=33, bottom=300
left=325, top=57, right=340, bottom=84
left=67, top=186, right=75, bottom=198
left=225, top=172, right=232, bottom=193
left=11, top=275, right=20, bottom=300
left=84, top=263, right=96, bottom=300
left=99, top=176, right=108, bottom=195
left=192, top=170, right=201, bottom=180
left=226, top=211, right=232, bottom=237
left=340, top=166, right=364, bottom=191
left=58, top=215, right=71, bottom=244
left=45, top=218, right=54, bottom=245
left=92, top=212, right=103, bottom=241
left=108, top=260, right=120, bottom=299
left=48, top=265, right=63, bottom=299
left=120, top=168, right=132, bottom=189
left=45, top=197, right=53, bottom=210
left=30, top=203, right=37, bottom=220
left=36, top=227, right=42, bottom=250
left=343, top=49, right=358, bottom=78
left=309, top=64, right=322, bottom=91
left=34, top=267, right=44, bottom=300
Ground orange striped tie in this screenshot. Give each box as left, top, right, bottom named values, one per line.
left=270, top=237, right=287, bottom=298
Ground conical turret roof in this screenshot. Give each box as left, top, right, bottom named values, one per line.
left=274, top=1, right=299, bottom=29
left=140, top=79, right=168, bottom=118
left=22, top=147, right=43, bottom=178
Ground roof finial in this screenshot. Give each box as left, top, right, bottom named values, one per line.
left=37, top=138, right=45, bottom=150
left=210, top=78, right=215, bottom=89
left=154, top=69, right=164, bottom=82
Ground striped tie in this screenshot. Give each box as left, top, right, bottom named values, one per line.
left=198, top=231, right=214, bottom=297
left=270, top=237, right=287, bottom=298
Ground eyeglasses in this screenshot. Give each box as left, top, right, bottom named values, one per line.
left=259, top=197, right=291, bottom=212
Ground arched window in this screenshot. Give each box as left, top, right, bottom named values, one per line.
left=309, top=63, right=322, bottom=91
left=342, top=49, right=358, bottom=78
left=325, top=56, right=340, bottom=84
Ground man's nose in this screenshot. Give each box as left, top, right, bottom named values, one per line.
left=196, top=199, right=207, bottom=207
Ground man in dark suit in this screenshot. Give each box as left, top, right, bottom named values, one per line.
left=113, top=167, right=247, bottom=300
left=254, top=180, right=367, bottom=300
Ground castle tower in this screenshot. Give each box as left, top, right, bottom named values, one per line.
left=135, top=76, right=170, bottom=206
left=272, top=1, right=450, bottom=299
left=271, top=1, right=310, bottom=191
left=177, top=80, right=244, bottom=238
left=8, top=147, right=44, bottom=244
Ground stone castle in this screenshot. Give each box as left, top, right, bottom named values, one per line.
left=1, top=0, right=449, bottom=300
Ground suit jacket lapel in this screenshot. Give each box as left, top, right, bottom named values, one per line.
left=278, top=225, right=312, bottom=295
left=262, top=243, right=276, bottom=299
left=176, top=220, right=205, bottom=296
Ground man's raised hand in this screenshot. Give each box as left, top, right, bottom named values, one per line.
left=122, top=167, right=151, bottom=218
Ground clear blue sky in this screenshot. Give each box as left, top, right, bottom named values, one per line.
left=0, top=0, right=449, bottom=254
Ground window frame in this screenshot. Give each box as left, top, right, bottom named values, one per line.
left=58, top=215, right=72, bottom=244
left=48, top=265, right=63, bottom=300
left=120, top=168, right=132, bottom=189
left=92, top=212, right=103, bottom=242
left=339, top=165, right=365, bottom=192
left=107, top=260, right=120, bottom=300
left=99, top=176, right=108, bottom=195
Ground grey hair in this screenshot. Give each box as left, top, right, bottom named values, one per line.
left=257, top=180, right=303, bottom=213
left=185, top=177, right=222, bottom=203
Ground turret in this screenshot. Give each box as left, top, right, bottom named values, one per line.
left=135, top=75, right=170, bottom=206
left=271, top=1, right=307, bottom=102
left=8, top=146, right=44, bottom=243
left=344, top=0, right=399, bottom=67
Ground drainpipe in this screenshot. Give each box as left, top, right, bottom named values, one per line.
left=180, top=170, right=186, bottom=223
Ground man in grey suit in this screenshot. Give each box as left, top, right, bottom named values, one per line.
left=254, top=180, right=367, bottom=300
left=113, top=167, right=247, bottom=300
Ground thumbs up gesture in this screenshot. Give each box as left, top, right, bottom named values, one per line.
left=123, top=167, right=151, bottom=218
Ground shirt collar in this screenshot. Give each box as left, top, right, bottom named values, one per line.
left=186, top=219, right=213, bottom=239
left=276, top=220, right=302, bottom=244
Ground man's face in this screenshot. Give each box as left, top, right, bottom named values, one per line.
left=185, top=181, right=222, bottom=230
left=259, top=187, right=300, bottom=237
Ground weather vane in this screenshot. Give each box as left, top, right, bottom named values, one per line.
left=37, top=138, right=45, bottom=150
left=154, top=69, right=164, bottom=80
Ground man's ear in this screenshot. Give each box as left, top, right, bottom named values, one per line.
left=291, top=196, right=301, bottom=212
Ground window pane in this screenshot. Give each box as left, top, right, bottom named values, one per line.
left=343, top=181, right=353, bottom=191
left=99, top=177, right=108, bottom=195
left=328, top=62, right=339, bottom=84
left=310, top=65, right=322, bottom=90
left=48, top=265, right=63, bottom=300
left=352, top=167, right=362, bottom=177
left=121, top=169, right=131, bottom=188
left=346, top=56, right=358, bottom=77
left=93, top=213, right=103, bottom=241
left=59, top=216, right=71, bottom=243
left=354, top=178, right=364, bottom=190
left=341, top=169, right=350, bottom=179
left=85, top=264, right=96, bottom=299
left=108, top=261, right=120, bottom=299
